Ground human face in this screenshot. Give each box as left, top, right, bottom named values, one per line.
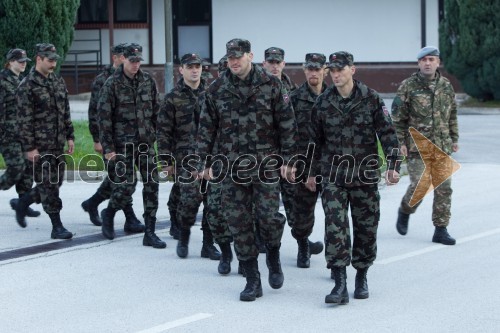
left=418, top=55, right=440, bottom=79
left=304, top=67, right=325, bottom=88
left=228, top=52, right=253, bottom=79
left=123, top=57, right=141, bottom=78
left=180, top=63, right=201, bottom=85
left=263, top=59, right=285, bottom=78
left=9, top=60, right=27, bottom=76
left=36, top=56, right=57, bottom=77
left=329, top=65, right=355, bottom=90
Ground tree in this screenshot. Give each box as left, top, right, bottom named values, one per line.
left=0, top=0, right=80, bottom=72
left=439, top=0, right=500, bottom=101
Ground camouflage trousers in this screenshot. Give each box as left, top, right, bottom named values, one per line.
left=221, top=176, right=285, bottom=261
left=176, top=167, right=203, bottom=230
left=108, top=146, right=159, bottom=221
left=321, top=183, right=380, bottom=269
left=280, top=179, right=320, bottom=240
left=0, top=141, right=33, bottom=195
left=96, top=158, right=135, bottom=205
left=400, top=152, right=452, bottom=227
left=27, top=151, right=66, bottom=214
left=206, top=181, right=233, bottom=244
left=167, top=181, right=180, bottom=215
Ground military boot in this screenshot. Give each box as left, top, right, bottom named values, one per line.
left=143, top=218, right=167, bottom=248
left=308, top=239, right=324, bottom=255
left=266, top=243, right=284, bottom=289
left=239, top=258, right=263, bottom=302
left=123, top=205, right=145, bottom=233
left=396, top=208, right=410, bottom=235
left=238, top=261, right=246, bottom=277
left=432, top=226, right=456, bottom=245
left=10, top=196, right=41, bottom=218
left=176, top=228, right=191, bottom=258
left=218, top=242, right=232, bottom=275
left=297, top=238, right=311, bottom=268
left=354, top=267, right=369, bottom=299
left=201, top=228, right=221, bottom=260
left=11, top=194, right=35, bottom=228
left=48, top=213, right=73, bottom=239
left=81, top=193, right=105, bottom=226
left=169, top=210, right=180, bottom=240
left=325, top=266, right=349, bottom=304
left=101, top=207, right=117, bottom=240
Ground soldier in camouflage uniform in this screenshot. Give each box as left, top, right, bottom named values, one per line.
left=217, top=56, right=228, bottom=77
left=307, top=51, right=400, bottom=304
left=1, top=49, right=40, bottom=219
left=262, top=47, right=297, bottom=93
left=286, top=53, right=329, bottom=268
left=15, top=43, right=75, bottom=239
left=196, top=39, right=298, bottom=302
left=98, top=43, right=166, bottom=248
left=392, top=46, right=459, bottom=246
left=81, top=43, right=144, bottom=233
left=157, top=53, right=220, bottom=260
left=201, top=58, right=214, bottom=81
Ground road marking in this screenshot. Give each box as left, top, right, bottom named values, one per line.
left=377, top=227, right=500, bottom=265
left=136, top=313, right=213, bottom=333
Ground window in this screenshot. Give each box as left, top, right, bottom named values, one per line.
left=77, top=0, right=147, bottom=24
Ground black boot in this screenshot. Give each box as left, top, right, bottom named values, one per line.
left=432, top=226, right=456, bottom=245
left=308, top=239, right=324, bottom=255
left=201, top=228, right=221, bottom=260
left=11, top=197, right=41, bottom=218
left=11, top=194, right=35, bottom=228
left=218, top=242, right=232, bottom=275
left=396, top=208, right=410, bottom=235
left=239, top=259, right=263, bottom=302
left=266, top=243, right=284, bottom=289
left=354, top=267, right=369, bottom=299
left=297, top=238, right=311, bottom=268
left=123, top=205, right=145, bottom=233
left=238, top=261, right=246, bottom=277
left=101, top=207, right=117, bottom=240
left=176, top=228, right=190, bottom=258
left=81, top=193, right=105, bottom=226
left=49, top=213, right=73, bottom=239
left=325, top=266, right=349, bottom=304
left=143, top=218, right=167, bottom=248
left=169, top=211, right=180, bottom=240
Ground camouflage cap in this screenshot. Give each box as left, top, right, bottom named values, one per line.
left=218, top=55, right=228, bottom=74
left=124, top=43, right=144, bottom=62
left=304, top=53, right=326, bottom=68
left=201, top=58, right=214, bottom=79
left=180, top=53, right=202, bottom=65
left=265, top=47, right=284, bottom=62
left=111, top=43, right=128, bottom=55
left=328, top=51, right=354, bottom=69
left=226, top=38, right=251, bottom=58
left=417, top=46, right=440, bottom=60
left=6, top=48, right=31, bottom=62
left=35, top=43, right=60, bottom=60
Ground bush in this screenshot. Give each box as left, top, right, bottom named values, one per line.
left=439, top=0, right=500, bottom=101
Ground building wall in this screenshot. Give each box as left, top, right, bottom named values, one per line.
left=212, top=0, right=439, bottom=63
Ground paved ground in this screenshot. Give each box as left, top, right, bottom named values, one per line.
left=1, top=107, right=500, bottom=332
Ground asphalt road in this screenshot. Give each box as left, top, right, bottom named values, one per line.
left=0, top=114, right=499, bottom=332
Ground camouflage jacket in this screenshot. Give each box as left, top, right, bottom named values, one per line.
left=17, top=68, right=74, bottom=152
left=0, top=69, right=21, bottom=142
left=310, top=79, right=400, bottom=187
left=98, top=65, right=160, bottom=153
left=197, top=64, right=297, bottom=172
left=392, top=70, right=458, bottom=155
left=281, top=72, right=298, bottom=94
left=290, top=81, right=327, bottom=153
left=157, top=78, right=206, bottom=165
left=88, top=65, right=115, bottom=143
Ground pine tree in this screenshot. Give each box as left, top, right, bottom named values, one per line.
left=0, top=0, right=80, bottom=72
left=439, top=0, right=500, bottom=100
